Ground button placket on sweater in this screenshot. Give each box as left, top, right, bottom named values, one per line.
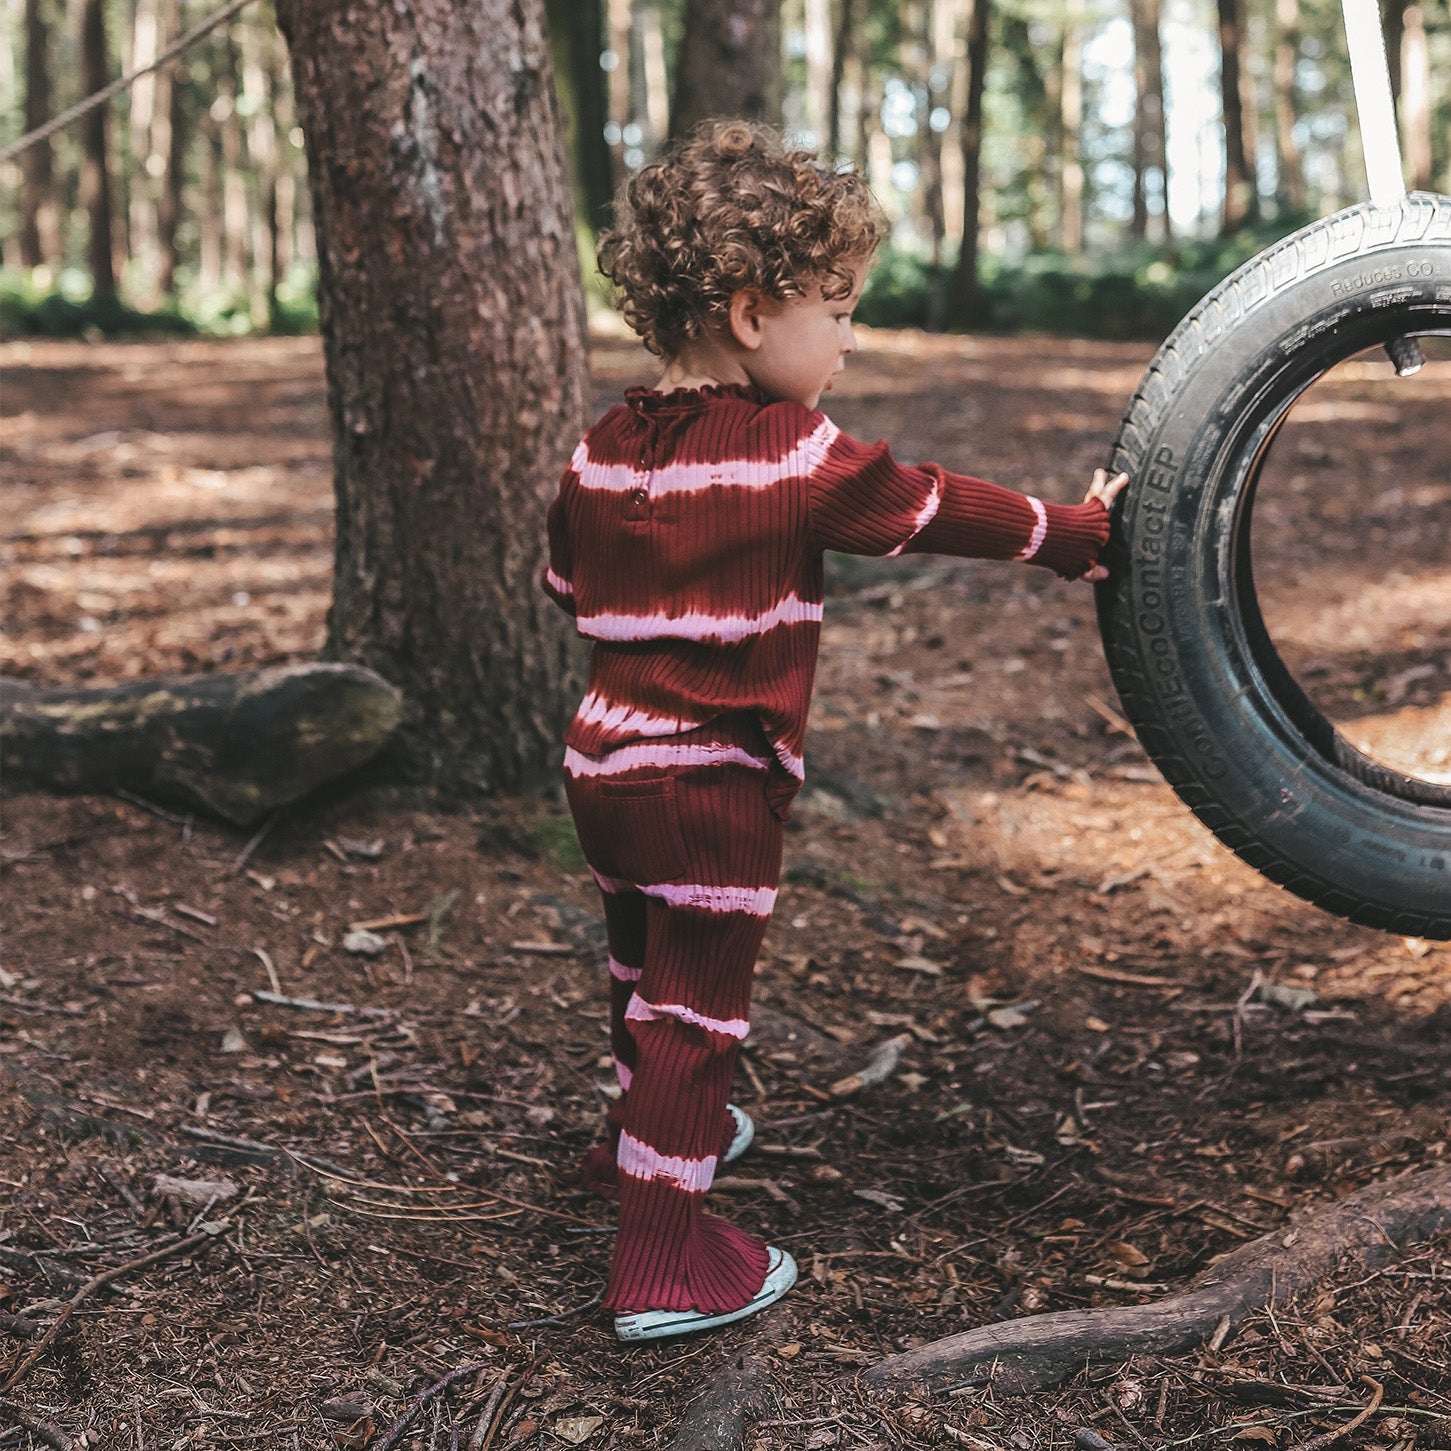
left=626, top=422, right=655, bottom=523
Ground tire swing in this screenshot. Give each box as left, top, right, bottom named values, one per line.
left=1096, top=193, right=1450, bottom=938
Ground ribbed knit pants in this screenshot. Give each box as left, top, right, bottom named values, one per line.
left=563, top=715, right=784, bottom=1314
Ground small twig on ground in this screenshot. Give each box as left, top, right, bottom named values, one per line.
left=372, top=1363, right=489, bottom=1451
left=1291, top=1376, right=1384, bottom=1451
left=1233, top=969, right=1265, bottom=1057
left=0, top=1400, right=68, bottom=1451
left=253, top=947, right=282, bottom=995
left=469, top=1376, right=511, bottom=1451
left=829, top=1032, right=913, bottom=1098
left=233, top=811, right=280, bottom=873
left=508, top=1289, right=604, bottom=1329
left=482, top=1360, right=539, bottom=1451
left=250, top=989, right=394, bottom=1017
left=3, top=1226, right=226, bottom=1390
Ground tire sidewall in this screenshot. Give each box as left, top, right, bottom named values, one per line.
left=1102, top=227, right=1451, bottom=934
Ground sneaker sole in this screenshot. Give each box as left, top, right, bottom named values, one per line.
left=614, top=1248, right=797, bottom=1342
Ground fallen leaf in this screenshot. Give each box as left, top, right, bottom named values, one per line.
left=1084, top=1015, right=1111, bottom=1033
left=854, top=1189, right=904, bottom=1212
left=1231, top=1429, right=1277, bottom=1445
left=776, top=1342, right=803, bottom=1359
left=553, top=1414, right=604, bottom=1445
left=220, top=1028, right=247, bottom=1053
left=1105, top=1241, right=1151, bottom=1267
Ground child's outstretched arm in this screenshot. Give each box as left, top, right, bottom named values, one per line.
left=903, top=464, right=1128, bottom=579
left=804, top=418, right=1126, bottom=580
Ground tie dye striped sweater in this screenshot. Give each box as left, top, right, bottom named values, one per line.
left=542, top=383, right=1109, bottom=813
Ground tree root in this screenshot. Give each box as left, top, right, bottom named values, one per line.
left=667, top=1350, right=775, bottom=1451
left=862, top=1163, right=1451, bottom=1395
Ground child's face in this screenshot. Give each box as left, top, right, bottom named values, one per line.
left=733, top=261, right=867, bottom=410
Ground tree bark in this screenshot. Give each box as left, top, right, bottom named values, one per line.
left=804, top=0, right=833, bottom=150
left=20, top=0, right=60, bottom=269
left=127, top=0, right=162, bottom=298
left=826, top=0, right=854, bottom=161
left=0, top=665, right=403, bottom=826
left=1217, top=0, right=1257, bottom=232
left=1059, top=0, right=1084, bottom=253
left=864, top=1164, right=1451, bottom=1396
left=943, top=0, right=989, bottom=329
left=1399, top=3, right=1431, bottom=190
left=275, top=0, right=589, bottom=795
left=1272, top=0, right=1305, bottom=212
left=1129, top=0, right=1167, bottom=242
left=545, top=0, right=615, bottom=233
left=79, top=0, right=117, bottom=296
left=670, top=0, right=782, bottom=139
left=239, top=7, right=280, bottom=326
left=153, top=0, right=186, bottom=295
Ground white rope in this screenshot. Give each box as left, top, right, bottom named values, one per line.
left=0, top=0, right=258, bottom=167
left=1340, top=0, right=1407, bottom=205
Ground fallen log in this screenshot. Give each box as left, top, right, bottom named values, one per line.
left=863, top=1163, right=1451, bottom=1396
left=0, top=663, right=402, bottom=825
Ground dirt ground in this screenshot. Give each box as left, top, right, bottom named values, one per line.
left=2, top=329, right=1448, bottom=1450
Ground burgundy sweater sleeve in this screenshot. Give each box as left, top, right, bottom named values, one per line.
left=539, top=465, right=577, bottom=616
left=901, top=463, right=1111, bottom=579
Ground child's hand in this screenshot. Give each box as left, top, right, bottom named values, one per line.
left=1081, top=468, right=1129, bottom=581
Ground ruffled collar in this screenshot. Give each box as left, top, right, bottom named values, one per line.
left=624, top=382, right=769, bottom=413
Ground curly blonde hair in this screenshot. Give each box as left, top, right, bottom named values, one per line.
left=597, top=120, right=881, bottom=359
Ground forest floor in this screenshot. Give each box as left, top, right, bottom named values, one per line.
left=1, top=329, right=1448, bottom=1451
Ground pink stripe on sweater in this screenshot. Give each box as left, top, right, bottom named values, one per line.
left=1015, top=496, right=1049, bottom=561
left=625, top=996, right=751, bottom=1040
left=578, top=592, right=823, bottom=644
left=617, top=1130, right=716, bottom=1193
left=609, top=955, right=643, bottom=982
left=565, top=742, right=771, bottom=777
left=544, top=566, right=573, bottom=597
left=575, top=419, right=839, bottom=496
left=614, top=1058, right=634, bottom=1091
left=886, top=476, right=944, bottom=557
left=575, top=691, right=695, bottom=738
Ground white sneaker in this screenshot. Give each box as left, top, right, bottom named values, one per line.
left=722, top=1104, right=754, bottom=1165
left=614, top=1246, right=797, bottom=1343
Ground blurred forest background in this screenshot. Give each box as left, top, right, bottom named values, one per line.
left=1, top=0, right=1447, bottom=343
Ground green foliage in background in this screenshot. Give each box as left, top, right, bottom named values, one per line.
left=857, top=212, right=1322, bottom=339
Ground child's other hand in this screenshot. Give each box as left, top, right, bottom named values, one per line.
left=1081, top=469, right=1129, bottom=582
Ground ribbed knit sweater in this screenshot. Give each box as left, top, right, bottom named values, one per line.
left=542, top=383, right=1109, bottom=812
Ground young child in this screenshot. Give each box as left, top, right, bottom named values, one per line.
left=541, top=120, right=1128, bottom=1343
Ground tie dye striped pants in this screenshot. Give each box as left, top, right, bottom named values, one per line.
left=563, top=714, right=785, bottom=1314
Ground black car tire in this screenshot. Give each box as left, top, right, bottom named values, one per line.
left=1096, top=193, right=1451, bottom=939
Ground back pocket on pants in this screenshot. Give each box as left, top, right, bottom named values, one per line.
left=566, top=773, right=689, bottom=886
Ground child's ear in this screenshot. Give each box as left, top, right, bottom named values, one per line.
left=727, top=289, right=766, bottom=351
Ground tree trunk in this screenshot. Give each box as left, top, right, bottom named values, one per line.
left=20, top=0, right=60, bottom=270
left=1399, top=3, right=1431, bottom=190
left=1059, top=0, right=1084, bottom=253
left=1380, top=0, right=1406, bottom=103
left=153, top=0, right=185, bottom=295
left=669, top=0, right=782, bottom=139
left=217, top=42, right=252, bottom=293
left=127, top=0, right=161, bottom=299
left=943, top=0, right=990, bottom=329
left=545, top=0, right=615, bottom=233
left=804, top=0, right=832, bottom=150
left=0, top=666, right=403, bottom=826
left=198, top=91, right=223, bottom=293
left=239, top=7, right=279, bottom=326
left=826, top=0, right=854, bottom=162
left=1272, top=0, right=1305, bottom=212
left=274, top=0, right=589, bottom=794
left=635, top=0, right=670, bottom=152
left=79, top=0, right=117, bottom=297
left=1217, top=0, right=1257, bottom=232
left=1129, top=0, right=1167, bottom=242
